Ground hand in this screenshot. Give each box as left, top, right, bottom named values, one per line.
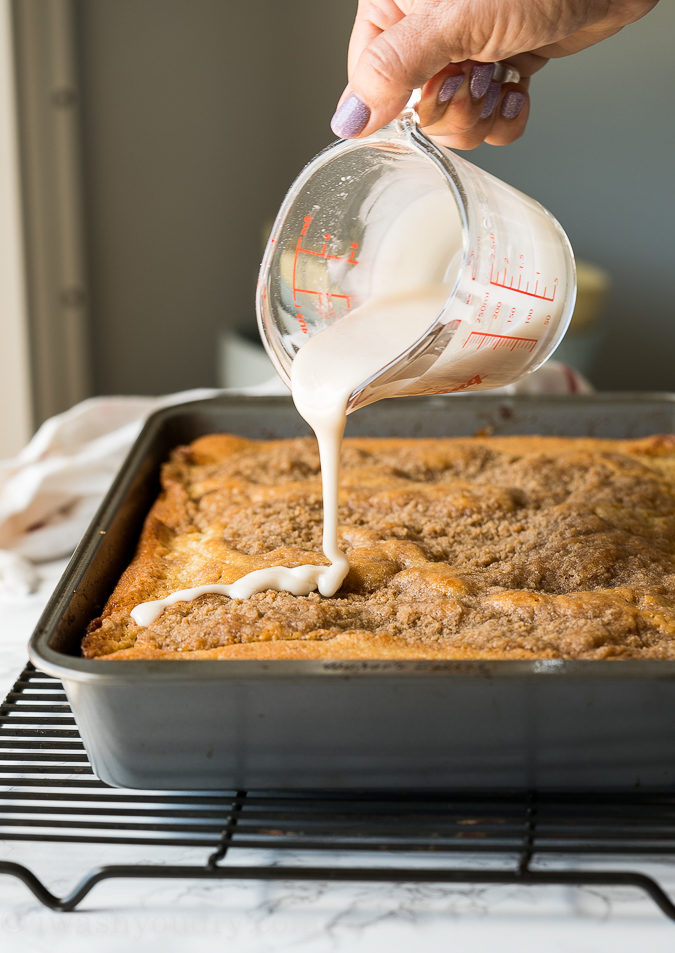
left=330, top=0, right=659, bottom=148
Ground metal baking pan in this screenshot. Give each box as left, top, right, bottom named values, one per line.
left=29, top=393, right=675, bottom=791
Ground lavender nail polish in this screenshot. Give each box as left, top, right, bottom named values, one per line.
left=438, top=74, right=464, bottom=104
left=469, top=63, right=495, bottom=100
left=500, top=90, right=526, bottom=120
left=330, top=93, right=371, bottom=139
left=480, top=81, right=502, bottom=119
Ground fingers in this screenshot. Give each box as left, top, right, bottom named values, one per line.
left=417, top=63, right=532, bottom=150
left=332, top=9, right=466, bottom=139
left=331, top=0, right=550, bottom=148
left=484, top=85, right=531, bottom=146
left=346, top=0, right=405, bottom=77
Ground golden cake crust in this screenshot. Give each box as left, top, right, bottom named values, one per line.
left=82, top=433, right=675, bottom=661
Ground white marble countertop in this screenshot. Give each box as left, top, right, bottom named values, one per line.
left=2, top=561, right=675, bottom=952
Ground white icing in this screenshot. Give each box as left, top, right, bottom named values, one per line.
left=131, top=566, right=343, bottom=628
left=130, top=286, right=449, bottom=627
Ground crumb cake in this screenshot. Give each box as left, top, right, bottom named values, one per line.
left=82, top=433, right=675, bottom=661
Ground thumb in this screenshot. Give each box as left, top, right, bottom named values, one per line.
left=331, top=10, right=469, bottom=138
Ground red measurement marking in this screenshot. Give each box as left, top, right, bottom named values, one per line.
left=463, top=331, right=539, bottom=352
left=295, top=228, right=356, bottom=262
left=292, top=233, right=303, bottom=307
left=489, top=264, right=557, bottom=302
left=293, top=287, right=351, bottom=303
left=291, top=215, right=359, bottom=314
left=449, top=373, right=484, bottom=392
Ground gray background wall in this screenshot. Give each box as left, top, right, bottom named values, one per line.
left=74, top=0, right=674, bottom=396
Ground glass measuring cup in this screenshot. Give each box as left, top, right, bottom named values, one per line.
left=256, top=105, right=576, bottom=410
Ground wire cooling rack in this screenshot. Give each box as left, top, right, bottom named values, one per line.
left=1, top=663, right=675, bottom=917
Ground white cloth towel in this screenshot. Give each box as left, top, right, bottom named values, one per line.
left=0, top=385, right=279, bottom=596
left=0, top=363, right=590, bottom=598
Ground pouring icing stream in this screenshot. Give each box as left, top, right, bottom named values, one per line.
left=130, top=287, right=450, bottom=627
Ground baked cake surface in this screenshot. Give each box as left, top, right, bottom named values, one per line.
left=82, top=433, right=675, bottom=660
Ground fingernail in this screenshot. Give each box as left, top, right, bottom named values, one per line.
left=500, top=90, right=526, bottom=120
left=330, top=93, right=371, bottom=138
left=480, top=81, right=502, bottom=119
left=438, top=74, right=464, bottom=104
left=469, top=63, right=495, bottom=100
